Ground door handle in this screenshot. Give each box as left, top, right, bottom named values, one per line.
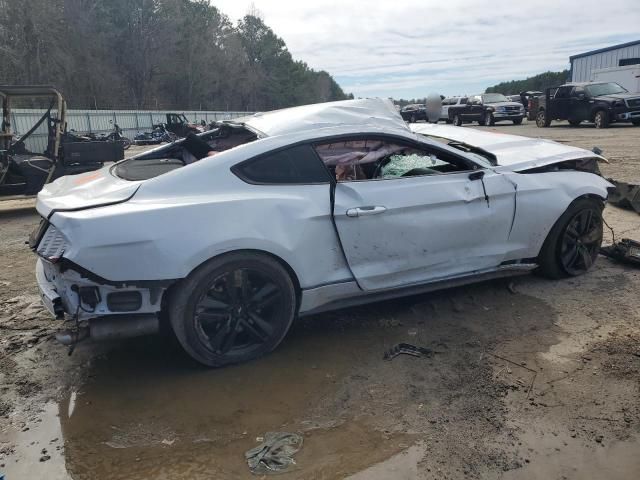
left=346, top=206, right=387, bottom=217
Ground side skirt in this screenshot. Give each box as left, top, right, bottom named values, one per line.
left=299, top=264, right=537, bottom=317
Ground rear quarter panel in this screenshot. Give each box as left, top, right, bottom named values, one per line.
left=50, top=173, right=350, bottom=289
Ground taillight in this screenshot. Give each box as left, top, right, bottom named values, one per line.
left=36, top=224, right=69, bottom=263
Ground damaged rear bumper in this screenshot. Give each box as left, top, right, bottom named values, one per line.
left=35, top=258, right=165, bottom=343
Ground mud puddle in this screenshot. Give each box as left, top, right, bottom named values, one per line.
left=502, top=427, right=640, bottom=480
left=2, top=314, right=414, bottom=479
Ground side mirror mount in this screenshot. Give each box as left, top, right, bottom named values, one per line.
left=469, top=171, right=485, bottom=181
left=469, top=171, right=490, bottom=207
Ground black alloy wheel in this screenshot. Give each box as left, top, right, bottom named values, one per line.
left=170, top=253, right=296, bottom=367
left=537, top=198, right=603, bottom=279
left=194, top=268, right=283, bottom=355
left=559, top=208, right=602, bottom=276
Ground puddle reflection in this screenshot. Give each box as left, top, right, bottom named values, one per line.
left=54, top=316, right=400, bottom=479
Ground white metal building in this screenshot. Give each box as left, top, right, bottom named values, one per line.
left=570, top=40, right=640, bottom=82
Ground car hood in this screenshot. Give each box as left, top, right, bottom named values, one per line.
left=410, top=123, right=607, bottom=171
left=594, top=93, right=640, bottom=101
left=240, top=98, right=409, bottom=137
left=487, top=101, right=524, bottom=108
left=36, top=165, right=141, bottom=217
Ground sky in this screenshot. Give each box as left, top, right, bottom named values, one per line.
left=212, top=0, right=640, bottom=99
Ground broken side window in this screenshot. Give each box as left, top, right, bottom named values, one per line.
left=314, top=138, right=472, bottom=182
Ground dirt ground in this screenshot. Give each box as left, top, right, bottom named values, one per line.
left=1, top=122, right=639, bottom=479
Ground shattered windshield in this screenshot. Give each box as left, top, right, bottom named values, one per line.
left=414, top=134, right=496, bottom=167
left=481, top=94, right=509, bottom=104
left=585, top=83, right=628, bottom=97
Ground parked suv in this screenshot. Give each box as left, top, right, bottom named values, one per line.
left=535, top=82, right=640, bottom=128
left=448, top=93, right=525, bottom=126
left=440, top=97, right=468, bottom=123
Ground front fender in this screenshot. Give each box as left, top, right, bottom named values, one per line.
left=501, top=171, right=612, bottom=261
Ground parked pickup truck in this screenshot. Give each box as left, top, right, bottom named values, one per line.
left=534, top=82, right=640, bottom=128
left=399, top=104, right=428, bottom=123
left=448, top=93, right=525, bottom=126
left=440, top=97, right=468, bottom=123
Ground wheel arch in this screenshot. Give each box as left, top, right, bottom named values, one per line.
left=160, top=248, right=303, bottom=334
left=533, top=193, right=605, bottom=258
left=183, top=248, right=302, bottom=297
left=589, top=106, right=609, bottom=122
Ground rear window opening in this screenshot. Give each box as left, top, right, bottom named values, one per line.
left=113, top=124, right=258, bottom=181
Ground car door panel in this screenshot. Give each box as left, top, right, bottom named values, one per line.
left=569, top=89, right=590, bottom=121
left=332, top=171, right=516, bottom=291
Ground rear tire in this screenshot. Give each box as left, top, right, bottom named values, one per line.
left=410, top=114, right=416, bottom=123
left=632, top=119, right=640, bottom=126
left=512, top=118, right=523, bottom=125
left=169, top=252, right=297, bottom=367
left=536, top=110, right=550, bottom=128
left=594, top=110, right=609, bottom=129
left=453, top=114, right=463, bottom=126
left=536, top=197, right=603, bottom=279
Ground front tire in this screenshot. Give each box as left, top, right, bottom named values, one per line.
left=632, top=119, right=640, bottom=126
left=594, top=110, right=610, bottom=129
left=537, top=198, right=603, bottom=279
left=453, top=114, right=463, bottom=126
left=536, top=110, right=550, bottom=128
left=512, top=118, right=523, bottom=125
left=169, top=252, right=297, bottom=367
left=482, top=113, right=495, bottom=126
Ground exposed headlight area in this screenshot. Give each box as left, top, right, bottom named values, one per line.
left=36, top=224, right=69, bottom=263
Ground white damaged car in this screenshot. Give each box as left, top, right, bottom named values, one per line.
left=31, top=98, right=613, bottom=366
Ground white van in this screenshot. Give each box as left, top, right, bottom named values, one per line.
left=591, top=65, right=640, bottom=93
